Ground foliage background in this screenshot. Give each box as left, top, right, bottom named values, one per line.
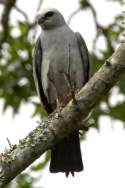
left=0, top=0, right=125, bottom=187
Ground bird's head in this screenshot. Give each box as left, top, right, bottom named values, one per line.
left=36, top=8, right=66, bottom=30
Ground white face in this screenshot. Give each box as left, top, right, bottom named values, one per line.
left=37, top=8, right=66, bottom=30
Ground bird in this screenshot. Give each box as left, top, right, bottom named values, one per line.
left=33, top=8, right=90, bottom=177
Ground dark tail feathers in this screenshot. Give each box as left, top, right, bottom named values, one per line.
left=49, top=130, right=83, bottom=176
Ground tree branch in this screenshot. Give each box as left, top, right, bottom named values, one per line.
left=0, top=43, right=125, bottom=186
left=0, top=0, right=17, bottom=50
left=14, top=5, right=30, bottom=24
left=67, top=1, right=115, bottom=53
left=67, top=7, right=81, bottom=25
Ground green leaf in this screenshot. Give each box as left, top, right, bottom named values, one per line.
left=31, top=151, right=50, bottom=171
left=107, top=102, right=125, bottom=122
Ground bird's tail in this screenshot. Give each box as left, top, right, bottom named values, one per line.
left=49, top=130, right=83, bottom=176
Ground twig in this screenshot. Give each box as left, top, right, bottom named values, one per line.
left=0, top=0, right=17, bottom=50
left=6, top=138, right=12, bottom=148
left=0, top=42, right=125, bottom=186
left=14, top=5, right=30, bottom=24
left=0, top=0, right=6, bottom=5
left=67, top=7, right=81, bottom=25
left=32, top=0, right=44, bottom=43
left=36, top=0, right=44, bottom=13
left=88, top=3, right=114, bottom=53
left=121, top=11, right=125, bottom=42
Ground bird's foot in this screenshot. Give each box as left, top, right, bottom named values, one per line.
left=55, top=98, right=63, bottom=118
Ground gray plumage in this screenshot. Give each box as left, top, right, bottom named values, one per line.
left=33, top=8, right=90, bottom=176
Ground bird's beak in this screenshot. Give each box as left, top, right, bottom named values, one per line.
left=37, top=16, right=45, bottom=24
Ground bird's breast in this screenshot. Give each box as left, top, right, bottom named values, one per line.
left=41, top=28, right=84, bottom=107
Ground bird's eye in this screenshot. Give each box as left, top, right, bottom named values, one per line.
left=45, top=11, right=54, bottom=17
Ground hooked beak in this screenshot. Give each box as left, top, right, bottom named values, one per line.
left=37, top=16, right=45, bottom=25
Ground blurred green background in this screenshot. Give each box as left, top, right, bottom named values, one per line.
left=0, top=0, right=125, bottom=187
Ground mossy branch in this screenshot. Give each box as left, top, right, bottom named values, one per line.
left=0, top=43, right=125, bottom=187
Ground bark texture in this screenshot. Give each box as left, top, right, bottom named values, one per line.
left=0, top=43, right=125, bottom=187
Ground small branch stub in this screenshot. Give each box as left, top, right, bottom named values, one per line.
left=0, top=42, right=125, bottom=186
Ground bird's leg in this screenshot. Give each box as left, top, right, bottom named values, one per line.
left=47, top=72, right=63, bottom=116
left=50, top=80, right=63, bottom=116
left=63, top=44, right=77, bottom=104
left=55, top=97, right=63, bottom=117
left=51, top=84, right=63, bottom=116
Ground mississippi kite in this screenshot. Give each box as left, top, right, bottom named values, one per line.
left=33, top=8, right=90, bottom=176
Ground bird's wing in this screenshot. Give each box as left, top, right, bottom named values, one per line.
left=33, top=36, right=52, bottom=114
left=75, top=32, right=90, bottom=84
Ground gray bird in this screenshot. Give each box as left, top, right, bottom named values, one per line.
left=33, top=8, right=90, bottom=176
